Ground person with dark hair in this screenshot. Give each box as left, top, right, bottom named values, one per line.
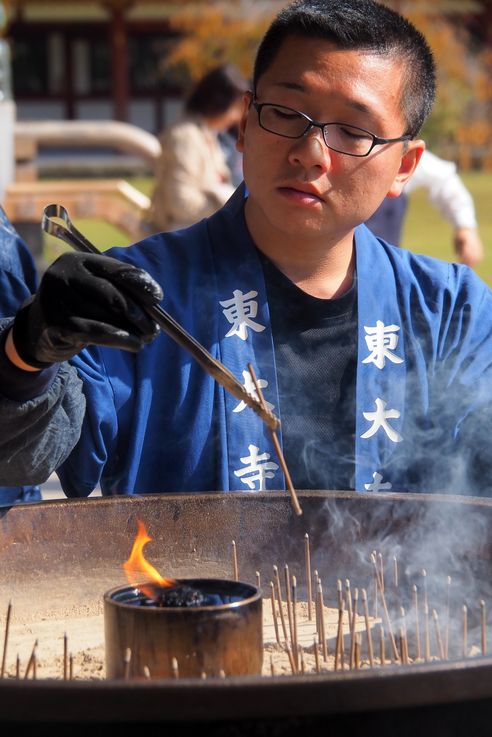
left=365, top=149, right=484, bottom=268
left=1, top=0, right=492, bottom=499
left=0, top=206, right=41, bottom=505
left=148, top=64, right=248, bottom=232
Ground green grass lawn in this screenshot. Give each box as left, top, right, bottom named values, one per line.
left=44, top=171, right=492, bottom=286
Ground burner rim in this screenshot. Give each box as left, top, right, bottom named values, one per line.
left=104, top=578, right=260, bottom=612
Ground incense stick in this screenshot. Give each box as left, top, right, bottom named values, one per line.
left=349, top=588, right=359, bottom=669
left=354, top=633, right=361, bottom=670
left=318, top=581, right=328, bottom=662
left=424, top=602, right=431, bottom=661
left=299, top=646, right=305, bottom=674
left=371, top=553, right=399, bottom=661
left=284, top=564, right=294, bottom=648
left=304, top=533, right=313, bottom=621
left=481, top=599, right=487, bottom=656
left=231, top=540, right=239, bottom=582
left=172, top=657, right=179, bottom=679
left=1, top=600, right=12, bottom=679
left=285, top=642, right=296, bottom=674
left=372, top=550, right=378, bottom=618
left=123, top=647, right=132, bottom=680
left=413, top=584, right=421, bottom=661
left=345, top=579, right=353, bottom=620
left=399, top=628, right=408, bottom=665
left=422, top=569, right=429, bottom=610
left=362, top=588, right=374, bottom=667
left=445, top=576, right=452, bottom=659
left=270, top=581, right=282, bottom=646
left=432, top=609, right=445, bottom=660
left=400, top=606, right=409, bottom=664
left=378, top=553, right=385, bottom=595
left=313, top=636, right=321, bottom=674
left=334, top=600, right=345, bottom=671
left=273, top=565, right=289, bottom=643
left=247, top=363, right=302, bottom=516
left=24, top=639, right=38, bottom=680
left=337, top=579, right=343, bottom=610
left=292, top=575, right=299, bottom=669
left=463, top=604, right=468, bottom=658
left=314, top=570, right=321, bottom=637
left=422, top=569, right=430, bottom=661
left=63, top=632, right=68, bottom=680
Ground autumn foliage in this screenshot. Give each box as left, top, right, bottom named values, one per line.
left=164, top=2, right=492, bottom=170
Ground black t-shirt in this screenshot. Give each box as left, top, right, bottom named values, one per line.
left=259, top=251, right=357, bottom=491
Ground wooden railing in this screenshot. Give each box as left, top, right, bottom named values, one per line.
left=4, top=119, right=162, bottom=241
left=4, top=179, right=151, bottom=242
left=14, top=119, right=161, bottom=181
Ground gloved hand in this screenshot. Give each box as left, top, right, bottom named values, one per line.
left=11, top=251, right=163, bottom=368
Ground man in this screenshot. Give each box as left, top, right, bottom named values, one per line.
left=0, top=206, right=41, bottom=504
left=0, top=0, right=491, bottom=497
left=366, top=149, right=484, bottom=267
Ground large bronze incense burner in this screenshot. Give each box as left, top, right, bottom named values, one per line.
left=2, top=491, right=492, bottom=736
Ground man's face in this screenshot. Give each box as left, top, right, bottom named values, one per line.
left=237, top=35, right=424, bottom=250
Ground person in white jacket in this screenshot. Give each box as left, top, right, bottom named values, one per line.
left=148, top=65, right=248, bottom=233
left=365, top=149, right=484, bottom=268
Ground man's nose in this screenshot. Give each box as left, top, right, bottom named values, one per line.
left=288, top=126, right=333, bottom=171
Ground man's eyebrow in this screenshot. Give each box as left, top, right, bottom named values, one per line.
left=269, top=81, right=375, bottom=116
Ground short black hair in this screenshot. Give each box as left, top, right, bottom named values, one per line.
left=186, top=65, right=249, bottom=118
left=253, top=0, right=436, bottom=137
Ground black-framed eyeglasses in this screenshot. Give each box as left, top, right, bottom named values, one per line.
left=252, top=99, right=412, bottom=157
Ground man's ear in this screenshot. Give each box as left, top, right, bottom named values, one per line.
left=386, top=140, right=425, bottom=198
left=236, top=91, right=253, bottom=153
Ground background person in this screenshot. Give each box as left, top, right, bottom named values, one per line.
left=0, top=0, right=491, bottom=500
left=365, top=149, right=484, bottom=268
left=148, top=64, right=248, bottom=233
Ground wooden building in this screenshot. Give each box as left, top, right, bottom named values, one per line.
left=4, top=0, right=252, bottom=134
left=4, top=0, right=491, bottom=136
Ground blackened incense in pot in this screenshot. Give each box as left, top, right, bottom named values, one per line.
left=140, top=584, right=205, bottom=608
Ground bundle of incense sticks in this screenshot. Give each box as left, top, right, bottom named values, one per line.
left=1, top=534, right=489, bottom=681
left=233, top=533, right=489, bottom=676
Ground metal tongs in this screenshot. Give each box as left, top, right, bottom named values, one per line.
left=42, top=204, right=279, bottom=431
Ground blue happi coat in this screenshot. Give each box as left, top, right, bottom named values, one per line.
left=59, top=187, right=492, bottom=497
left=0, top=207, right=41, bottom=504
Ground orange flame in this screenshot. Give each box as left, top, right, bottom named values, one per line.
left=123, top=519, right=176, bottom=598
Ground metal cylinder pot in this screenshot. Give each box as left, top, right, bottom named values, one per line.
left=104, top=578, right=262, bottom=679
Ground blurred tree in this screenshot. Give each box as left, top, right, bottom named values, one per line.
left=160, top=7, right=273, bottom=90
left=162, top=0, right=492, bottom=169
left=384, top=0, right=492, bottom=169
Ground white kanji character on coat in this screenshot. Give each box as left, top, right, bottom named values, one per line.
left=234, top=444, right=279, bottom=490
left=232, top=370, right=274, bottom=414
left=361, top=397, right=403, bottom=443
left=363, top=321, right=404, bottom=370
left=220, top=289, right=266, bottom=341
left=364, top=471, right=393, bottom=492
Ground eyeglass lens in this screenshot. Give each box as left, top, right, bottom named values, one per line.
left=258, top=104, right=375, bottom=156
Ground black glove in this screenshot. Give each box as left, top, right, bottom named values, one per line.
left=12, top=251, right=164, bottom=368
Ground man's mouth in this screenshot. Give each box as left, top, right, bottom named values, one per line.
left=278, top=185, right=325, bottom=205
